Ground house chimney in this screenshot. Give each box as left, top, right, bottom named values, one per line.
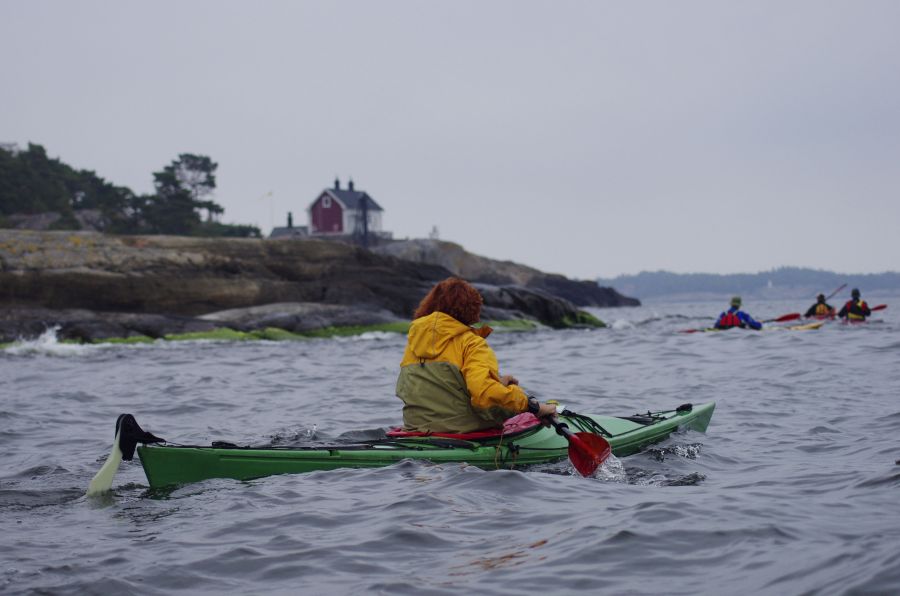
left=287, top=212, right=293, bottom=228
left=334, top=177, right=340, bottom=190
left=348, top=178, right=355, bottom=192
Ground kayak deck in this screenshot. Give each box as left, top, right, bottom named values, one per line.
left=690, top=321, right=825, bottom=333
left=767, top=321, right=826, bottom=331
left=136, top=402, right=715, bottom=488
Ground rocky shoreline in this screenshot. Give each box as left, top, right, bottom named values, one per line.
left=373, top=238, right=640, bottom=308
left=0, top=230, right=633, bottom=343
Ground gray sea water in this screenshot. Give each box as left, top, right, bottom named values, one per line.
left=1, top=298, right=898, bottom=595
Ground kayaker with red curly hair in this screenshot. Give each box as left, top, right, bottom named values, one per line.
left=396, top=277, right=556, bottom=433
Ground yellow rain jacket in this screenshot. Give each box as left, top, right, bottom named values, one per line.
left=396, top=312, right=528, bottom=433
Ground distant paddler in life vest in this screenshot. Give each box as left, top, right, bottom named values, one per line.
left=805, top=294, right=836, bottom=319
left=714, top=296, right=762, bottom=330
left=838, top=288, right=871, bottom=322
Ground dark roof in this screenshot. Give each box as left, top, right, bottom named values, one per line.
left=270, top=226, right=308, bottom=238
left=326, top=189, right=383, bottom=212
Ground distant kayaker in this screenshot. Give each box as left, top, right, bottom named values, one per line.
left=714, top=296, right=762, bottom=330
left=838, top=288, right=871, bottom=322
left=805, top=294, right=835, bottom=318
left=396, top=277, right=556, bottom=433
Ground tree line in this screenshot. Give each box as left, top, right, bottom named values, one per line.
left=0, top=143, right=260, bottom=237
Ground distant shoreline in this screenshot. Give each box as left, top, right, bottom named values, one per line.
left=598, top=268, right=900, bottom=302
left=589, top=290, right=900, bottom=306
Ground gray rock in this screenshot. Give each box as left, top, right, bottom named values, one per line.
left=0, top=230, right=447, bottom=316
left=476, top=284, right=591, bottom=329
left=0, top=307, right=220, bottom=343
left=0, top=230, right=608, bottom=341
left=373, top=238, right=639, bottom=307
left=201, top=302, right=404, bottom=332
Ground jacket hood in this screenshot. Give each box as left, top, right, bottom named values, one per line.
left=407, top=312, right=487, bottom=360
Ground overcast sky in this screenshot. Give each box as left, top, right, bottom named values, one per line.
left=3, top=1, right=899, bottom=279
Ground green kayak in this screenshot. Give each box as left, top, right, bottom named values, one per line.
left=116, top=402, right=714, bottom=489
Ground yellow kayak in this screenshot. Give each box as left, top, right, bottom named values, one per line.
left=684, top=320, right=825, bottom=333
left=765, top=321, right=826, bottom=332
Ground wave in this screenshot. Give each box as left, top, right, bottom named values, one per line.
left=2, top=326, right=93, bottom=357
left=335, top=331, right=404, bottom=342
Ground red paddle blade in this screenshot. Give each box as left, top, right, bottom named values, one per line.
left=773, top=313, right=801, bottom=323
left=679, top=328, right=701, bottom=334
left=568, top=433, right=612, bottom=477
left=871, top=304, right=887, bottom=312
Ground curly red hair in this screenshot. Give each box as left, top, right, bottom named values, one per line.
left=414, top=277, right=483, bottom=325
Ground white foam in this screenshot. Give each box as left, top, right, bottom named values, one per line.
left=593, top=454, right=628, bottom=482
left=336, top=331, right=403, bottom=342
left=2, top=326, right=165, bottom=356
left=4, top=326, right=93, bottom=357
left=635, top=473, right=670, bottom=486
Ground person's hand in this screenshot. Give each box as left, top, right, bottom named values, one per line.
left=500, top=374, right=519, bottom=386
left=537, top=402, right=557, bottom=418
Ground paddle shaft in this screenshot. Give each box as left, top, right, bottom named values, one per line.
left=824, top=283, right=847, bottom=302
left=762, top=313, right=801, bottom=324
left=549, top=417, right=577, bottom=441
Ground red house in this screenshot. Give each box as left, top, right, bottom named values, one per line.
left=308, top=178, right=385, bottom=237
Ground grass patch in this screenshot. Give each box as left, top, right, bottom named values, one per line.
left=96, top=335, right=155, bottom=344
left=163, top=327, right=309, bottom=342
left=249, top=327, right=307, bottom=341
left=164, top=328, right=251, bottom=342
left=2, top=316, right=569, bottom=348
left=302, top=319, right=544, bottom=337
left=562, top=311, right=607, bottom=328
left=299, top=321, right=411, bottom=338
left=482, top=319, right=540, bottom=332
